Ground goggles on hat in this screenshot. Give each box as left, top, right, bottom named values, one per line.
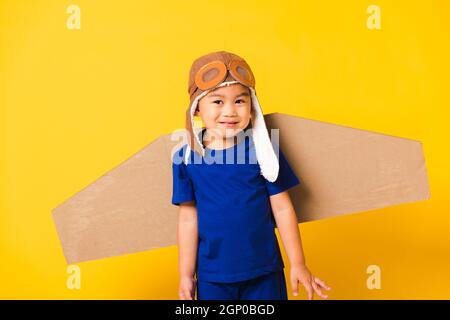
left=194, top=59, right=255, bottom=91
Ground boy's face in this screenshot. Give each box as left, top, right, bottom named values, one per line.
left=195, top=83, right=252, bottom=141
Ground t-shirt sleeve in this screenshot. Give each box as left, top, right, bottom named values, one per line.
left=171, top=146, right=195, bottom=206
left=265, top=147, right=301, bottom=196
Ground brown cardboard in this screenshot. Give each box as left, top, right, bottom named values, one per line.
left=52, top=112, right=430, bottom=264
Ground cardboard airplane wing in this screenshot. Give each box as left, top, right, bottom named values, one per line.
left=52, top=112, right=430, bottom=264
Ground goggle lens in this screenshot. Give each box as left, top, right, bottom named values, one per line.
left=194, top=61, right=227, bottom=91
left=194, top=59, right=255, bottom=91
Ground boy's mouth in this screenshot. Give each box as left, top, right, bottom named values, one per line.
left=219, top=121, right=239, bottom=127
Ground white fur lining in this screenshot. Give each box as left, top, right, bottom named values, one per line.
left=248, top=87, right=279, bottom=182
left=183, top=144, right=191, bottom=165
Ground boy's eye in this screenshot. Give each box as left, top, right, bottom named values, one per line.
left=211, top=99, right=246, bottom=104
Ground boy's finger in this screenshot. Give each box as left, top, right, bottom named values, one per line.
left=291, top=278, right=299, bottom=296
left=314, top=277, right=332, bottom=291
left=312, top=280, right=328, bottom=299
left=302, top=282, right=314, bottom=300
left=184, top=289, right=193, bottom=300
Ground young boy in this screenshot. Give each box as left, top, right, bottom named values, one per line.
left=171, top=51, right=331, bottom=300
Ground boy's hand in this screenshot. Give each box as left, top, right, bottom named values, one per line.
left=290, top=264, right=331, bottom=300
left=179, top=276, right=197, bottom=300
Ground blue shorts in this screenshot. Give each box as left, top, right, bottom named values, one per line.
left=196, top=270, right=288, bottom=300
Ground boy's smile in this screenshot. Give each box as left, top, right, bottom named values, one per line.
left=195, top=83, right=253, bottom=150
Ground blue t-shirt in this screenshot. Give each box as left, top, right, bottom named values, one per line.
left=171, top=129, right=300, bottom=283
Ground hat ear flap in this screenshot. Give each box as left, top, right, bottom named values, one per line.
left=248, top=87, right=279, bottom=182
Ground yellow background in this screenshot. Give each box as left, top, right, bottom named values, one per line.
left=1, top=0, right=449, bottom=299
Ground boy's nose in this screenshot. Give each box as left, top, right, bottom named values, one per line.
left=222, top=102, right=238, bottom=116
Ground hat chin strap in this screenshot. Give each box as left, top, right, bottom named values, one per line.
left=188, top=81, right=279, bottom=182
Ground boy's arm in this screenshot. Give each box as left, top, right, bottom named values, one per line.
left=177, top=201, right=198, bottom=279
left=269, top=191, right=306, bottom=267
left=270, top=191, right=331, bottom=299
